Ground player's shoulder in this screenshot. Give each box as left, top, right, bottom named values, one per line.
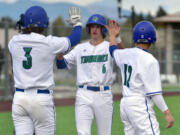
left=135, top=48, right=158, bottom=65
left=9, top=33, right=50, bottom=49
left=114, top=47, right=132, bottom=55
left=10, top=34, right=22, bottom=41
left=45, top=34, right=63, bottom=42
left=9, top=34, right=24, bottom=45
left=77, top=41, right=88, bottom=46
left=11, top=33, right=46, bottom=41
left=75, top=41, right=90, bottom=49
left=103, top=40, right=110, bottom=45
left=67, top=41, right=87, bottom=52
left=104, top=41, right=111, bottom=48
left=140, top=49, right=157, bottom=62
left=146, top=54, right=158, bottom=65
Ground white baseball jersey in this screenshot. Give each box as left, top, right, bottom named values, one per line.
left=113, top=47, right=162, bottom=135
left=9, top=32, right=70, bottom=135
left=64, top=40, right=114, bottom=86
left=113, top=47, right=162, bottom=97
left=64, top=40, right=114, bottom=135
left=8, top=32, right=70, bottom=90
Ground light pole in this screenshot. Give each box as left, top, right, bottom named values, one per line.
left=117, top=0, right=135, bottom=28
left=131, top=6, right=135, bottom=28
left=117, top=0, right=122, bottom=18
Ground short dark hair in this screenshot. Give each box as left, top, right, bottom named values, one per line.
left=22, top=27, right=44, bottom=34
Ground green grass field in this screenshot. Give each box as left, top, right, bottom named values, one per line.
left=162, top=85, right=180, bottom=91
left=0, top=96, right=179, bottom=135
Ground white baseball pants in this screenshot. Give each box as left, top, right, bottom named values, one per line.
left=120, top=96, right=160, bottom=135
left=75, top=88, right=113, bottom=135
left=12, top=89, right=56, bottom=135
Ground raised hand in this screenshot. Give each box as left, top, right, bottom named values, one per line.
left=66, top=7, right=82, bottom=27
left=106, top=20, right=120, bottom=38
left=106, top=20, right=120, bottom=45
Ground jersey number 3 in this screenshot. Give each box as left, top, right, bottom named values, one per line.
left=23, top=47, right=32, bottom=69
left=123, top=64, right=132, bottom=87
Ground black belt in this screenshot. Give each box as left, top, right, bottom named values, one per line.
left=16, top=88, right=50, bottom=94
left=79, top=85, right=110, bottom=91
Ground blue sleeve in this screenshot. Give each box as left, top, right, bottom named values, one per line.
left=56, top=58, right=67, bottom=69
left=109, top=45, right=118, bottom=58
left=67, top=26, right=82, bottom=48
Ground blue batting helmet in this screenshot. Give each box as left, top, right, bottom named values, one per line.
left=86, top=14, right=107, bottom=36
left=133, top=21, right=156, bottom=44
left=24, top=6, right=49, bottom=28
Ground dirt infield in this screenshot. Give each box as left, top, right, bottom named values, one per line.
left=0, top=91, right=180, bottom=112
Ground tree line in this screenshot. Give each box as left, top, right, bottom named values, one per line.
left=122, top=5, right=167, bottom=28
left=0, top=5, right=167, bottom=38
left=0, top=5, right=168, bottom=78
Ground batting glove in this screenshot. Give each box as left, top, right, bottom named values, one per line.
left=66, top=7, right=82, bottom=27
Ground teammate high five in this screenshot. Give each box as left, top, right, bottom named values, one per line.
left=107, top=20, right=174, bottom=135
left=9, top=6, right=82, bottom=135
left=56, top=14, right=123, bottom=135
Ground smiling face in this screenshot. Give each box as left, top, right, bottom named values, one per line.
left=89, top=24, right=104, bottom=40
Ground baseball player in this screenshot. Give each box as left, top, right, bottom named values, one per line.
left=9, top=6, right=82, bottom=135
left=56, top=14, right=122, bottom=135
left=107, top=20, right=174, bottom=135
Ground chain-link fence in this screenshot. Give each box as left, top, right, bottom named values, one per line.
left=0, top=24, right=180, bottom=100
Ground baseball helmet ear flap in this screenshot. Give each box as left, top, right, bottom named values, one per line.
left=16, top=14, right=25, bottom=31
left=102, top=27, right=107, bottom=36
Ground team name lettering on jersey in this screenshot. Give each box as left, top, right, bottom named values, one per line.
left=81, top=54, right=108, bottom=63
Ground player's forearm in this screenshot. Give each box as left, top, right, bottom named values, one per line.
left=56, top=58, right=67, bottom=69
left=164, top=109, right=171, bottom=115
left=67, top=26, right=82, bottom=48
left=109, top=33, right=119, bottom=57
left=109, top=36, right=117, bottom=46
left=151, top=94, right=168, bottom=112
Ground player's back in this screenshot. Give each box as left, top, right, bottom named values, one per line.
left=113, top=47, right=159, bottom=97
left=9, top=33, right=69, bottom=90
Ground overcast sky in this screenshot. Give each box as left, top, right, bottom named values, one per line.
left=0, top=0, right=180, bottom=15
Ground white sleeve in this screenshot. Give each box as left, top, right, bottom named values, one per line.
left=49, top=36, right=71, bottom=54
left=64, top=47, right=77, bottom=69
left=151, top=94, right=168, bottom=112
left=142, top=60, right=162, bottom=96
